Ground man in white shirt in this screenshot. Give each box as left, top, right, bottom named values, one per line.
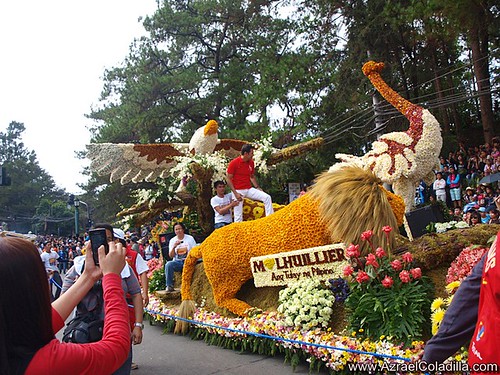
left=40, top=242, right=62, bottom=300
left=210, top=180, right=239, bottom=229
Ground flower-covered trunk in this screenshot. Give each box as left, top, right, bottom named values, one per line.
left=190, top=162, right=214, bottom=236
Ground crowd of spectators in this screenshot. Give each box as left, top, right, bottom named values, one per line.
left=421, top=137, right=500, bottom=226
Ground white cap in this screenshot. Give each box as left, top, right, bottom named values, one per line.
left=113, top=228, right=125, bottom=240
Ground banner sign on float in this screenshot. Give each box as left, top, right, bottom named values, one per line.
left=250, top=243, right=347, bottom=287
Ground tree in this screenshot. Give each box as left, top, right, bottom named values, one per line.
left=0, top=122, right=58, bottom=232
left=433, top=0, right=498, bottom=143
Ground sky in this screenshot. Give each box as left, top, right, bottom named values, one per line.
left=0, top=0, right=159, bottom=194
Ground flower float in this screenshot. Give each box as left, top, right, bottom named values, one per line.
left=176, top=166, right=405, bottom=334
left=333, top=61, right=443, bottom=211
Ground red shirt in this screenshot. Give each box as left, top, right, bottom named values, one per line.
left=227, top=156, right=254, bottom=190
left=468, top=232, right=500, bottom=374
left=25, top=274, right=130, bottom=375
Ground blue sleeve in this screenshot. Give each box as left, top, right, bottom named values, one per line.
left=422, top=253, right=485, bottom=363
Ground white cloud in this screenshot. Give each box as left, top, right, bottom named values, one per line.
left=0, top=0, right=158, bottom=193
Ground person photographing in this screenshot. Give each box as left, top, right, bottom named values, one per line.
left=0, top=235, right=130, bottom=374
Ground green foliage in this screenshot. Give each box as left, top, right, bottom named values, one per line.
left=148, top=267, right=166, bottom=293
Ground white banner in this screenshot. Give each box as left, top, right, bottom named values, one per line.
left=250, top=243, right=347, bottom=287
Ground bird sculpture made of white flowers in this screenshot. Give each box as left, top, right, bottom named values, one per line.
left=332, top=61, right=443, bottom=211
left=86, top=120, right=247, bottom=185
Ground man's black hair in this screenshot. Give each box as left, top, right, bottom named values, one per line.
left=240, top=144, right=254, bottom=155
left=213, top=180, right=225, bottom=189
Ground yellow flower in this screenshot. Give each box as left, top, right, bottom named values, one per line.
left=445, top=281, right=461, bottom=294
left=455, top=354, right=462, bottom=361
left=431, top=298, right=445, bottom=311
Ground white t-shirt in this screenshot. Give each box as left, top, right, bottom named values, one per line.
left=40, top=250, right=59, bottom=272
left=210, top=193, right=234, bottom=224
left=433, top=179, right=446, bottom=192
left=168, top=234, right=197, bottom=261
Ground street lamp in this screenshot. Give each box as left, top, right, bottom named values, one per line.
left=74, top=197, right=80, bottom=238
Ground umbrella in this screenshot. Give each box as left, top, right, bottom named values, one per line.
left=479, top=172, right=500, bottom=184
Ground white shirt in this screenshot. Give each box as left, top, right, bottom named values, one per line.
left=40, top=250, right=59, bottom=272
left=169, top=234, right=197, bottom=261
left=211, top=193, right=234, bottom=224
left=433, top=179, right=446, bottom=192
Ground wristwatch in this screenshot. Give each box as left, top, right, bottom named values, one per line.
left=134, top=322, right=144, bottom=329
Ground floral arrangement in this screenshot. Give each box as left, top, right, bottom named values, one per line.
left=446, top=245, right=488, bottom=284
left=252, top=135, right=276, bottom=175
left=148, top=261, right=166, bottom=294
left=170, top=150, right=230, bottom=186
left=277, top=278, right=334, bottom=330
left=146, top=294, right=425, bottom=372
left=343, top=227, right=433, bottom=344
left=427, top=220, right=469, bottom=234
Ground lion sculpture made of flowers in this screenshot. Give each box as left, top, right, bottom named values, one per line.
left=332, top=61, right=443, bottom=211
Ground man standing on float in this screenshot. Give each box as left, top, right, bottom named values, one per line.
left=226, top=144, right=274, bottom=222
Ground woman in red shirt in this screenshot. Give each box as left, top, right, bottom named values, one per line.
left=0, top=236, right=130, bottom=375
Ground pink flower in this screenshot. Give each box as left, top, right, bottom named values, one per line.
left=410, top=268, right=422, bottom=279
left=391, top=259, right=403, bottom=271
left=343, top=265, right=354, bottom=276
left=356, top=271, right=370, bottom=283
left=366, top=253, right=379, bottom=268
left=402, top=252, right=413, bottom=263
left=399, top=270, right=411, bottom=283
left=375, top=247, right=386, bottom=258
left=382, top=226, right=393, bottom=234
left=360, top=230, right=374, bottom=241
left=346, top=244, right=360, bottom=258
left=381, top=276, right=394, bottom=288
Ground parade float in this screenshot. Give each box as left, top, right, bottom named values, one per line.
left=87, top=61, right=499, bottom=373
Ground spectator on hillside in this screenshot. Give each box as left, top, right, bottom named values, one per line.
left=447, top=166, right=461, bottom=208
left=488, top=209, right=500, bottom=224
left=433, top=172, right=447, bottom=203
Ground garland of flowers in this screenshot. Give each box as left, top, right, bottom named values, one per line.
left=146, top=295, right=424, bottom=373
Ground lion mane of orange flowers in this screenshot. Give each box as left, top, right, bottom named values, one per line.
left=175, top=165, right=405, bottom=333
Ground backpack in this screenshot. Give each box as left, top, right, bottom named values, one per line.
left=62, top=280, right=104, bottom=343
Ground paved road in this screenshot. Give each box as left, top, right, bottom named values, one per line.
left=130, top=320, right=325, bottom=375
